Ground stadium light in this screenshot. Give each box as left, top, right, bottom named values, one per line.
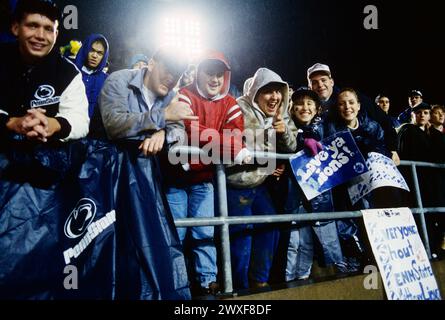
left=156, top=12, right=204, bottom=61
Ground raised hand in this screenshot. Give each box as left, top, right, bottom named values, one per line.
left=273, top=106, right=286, bottom=134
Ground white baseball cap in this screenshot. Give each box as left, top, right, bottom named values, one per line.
left=307, top=63, right=331, bottom=79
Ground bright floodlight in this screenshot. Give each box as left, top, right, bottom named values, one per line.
left=159, top=13, right=203, bottom=60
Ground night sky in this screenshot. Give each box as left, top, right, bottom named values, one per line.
left=8, top=0, right=445, bottom=115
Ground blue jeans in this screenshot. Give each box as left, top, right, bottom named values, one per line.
left=285, top=177, right=343, bottom=280
left=287, top=220, right=344, bottom=280
left=166, top=182, right=217, bottom=287
left=227, top=184, right=279, bottom=289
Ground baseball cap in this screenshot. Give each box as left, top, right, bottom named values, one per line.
left=291, top=86, right=321, bottom=106
left=307, top=63, right=331, bottom=79
left=200, top=59, right=230, bottom=72
left=152, top=46, right=188, bottom=78
left=410, top=89, right=423, bottom=97
left=412, top=102, right=430, bottom=113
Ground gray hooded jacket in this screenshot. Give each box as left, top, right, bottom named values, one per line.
left=226, top=68, right=297, bottom=188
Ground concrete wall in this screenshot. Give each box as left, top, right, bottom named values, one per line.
left=229, top=260, right=445, bottom=300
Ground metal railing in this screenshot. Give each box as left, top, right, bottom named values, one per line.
left=170, top=146, right=445, bottom=294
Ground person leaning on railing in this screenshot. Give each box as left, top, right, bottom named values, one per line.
left=225, top=67, right=297, bottom=290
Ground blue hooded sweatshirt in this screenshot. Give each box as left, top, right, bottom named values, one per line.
left=75, top=34, right=110, bottom=118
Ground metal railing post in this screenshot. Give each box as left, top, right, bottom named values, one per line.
left=411, top=164, right=432, bottom=259
left=215, top=164, right=233, bottom=294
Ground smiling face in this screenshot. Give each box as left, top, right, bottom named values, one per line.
left=292, top=96, right=317, bottom=126
left=255, top=83, right=283, bottom=117
left=338, top=90, right=361, bottom=128
left=12, top=13, right=59, bottom=63
left=309, top=72, right=334, bottom=101
left=197, top=61, right=226, bottom=99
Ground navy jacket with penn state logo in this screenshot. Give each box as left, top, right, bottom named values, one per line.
left=0, top=42, right=89, bottom=142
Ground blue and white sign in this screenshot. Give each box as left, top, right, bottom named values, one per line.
left=289, top=130, right=368, bottom=200
left=362, top=208, right=441, bottom=300
left=348, top=152, right=410, bottom=205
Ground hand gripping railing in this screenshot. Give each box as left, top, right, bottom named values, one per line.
left=169, top=146, right=445, bottom=294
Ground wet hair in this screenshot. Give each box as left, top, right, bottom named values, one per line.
left=12, top=0, right=60, bottom=23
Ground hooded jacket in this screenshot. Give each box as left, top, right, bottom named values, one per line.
left=75, top=34, right=110, bottom=118
left=164, top=50, right=247, bottom=186
left=226, top=68, right=297, bottom=189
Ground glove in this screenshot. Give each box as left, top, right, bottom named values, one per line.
left=304, top=138, right=323, bottom=156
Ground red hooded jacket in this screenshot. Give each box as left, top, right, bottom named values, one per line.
left=167, top=51, right=246, bottom=185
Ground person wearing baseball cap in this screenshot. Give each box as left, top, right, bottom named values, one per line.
left=397, top=89, right=425, bottom=125
left=306, top=62, right=400, bottom=165
left=306, top=63, right=333, bottom=104
left=409, top=89, right=423, bottom=107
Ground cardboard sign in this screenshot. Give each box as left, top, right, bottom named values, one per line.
left=362, top=208, right=441, bottom=300
left=348, top=152, right=410, bottom=205
left=290, top=130, right=368, bottom=200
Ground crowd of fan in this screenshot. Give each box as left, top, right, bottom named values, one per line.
left=1, top=0, right=444, bottom=298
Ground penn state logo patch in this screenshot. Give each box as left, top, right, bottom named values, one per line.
left=31, top=84, right=60, bottom=108
left=64, top=198, right=97, bottom=239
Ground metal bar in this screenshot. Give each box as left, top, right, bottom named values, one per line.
left=411, top=164, right=432, bottom=259
left=411, top=207, right=445, bottom=214
left=174, top=209, right=444, bottom=226
left=174, top=208, right=445, bottom=227
left=215, top=164, right=233, bottom=294
left=169, top=147, right=445, bottom=169
left=400, top=160, right=445, bottom=169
